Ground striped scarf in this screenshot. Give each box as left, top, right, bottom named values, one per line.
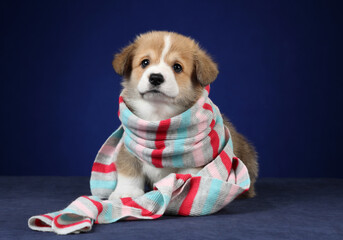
left=28, top=86, right=250, bottom=235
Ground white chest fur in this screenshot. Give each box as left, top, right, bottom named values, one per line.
left=142, top=163, right=176, bottom=185
left=132, top=98, right=183, bottom=121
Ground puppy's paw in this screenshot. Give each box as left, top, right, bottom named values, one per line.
left=108, top=187, right=145, bottom=200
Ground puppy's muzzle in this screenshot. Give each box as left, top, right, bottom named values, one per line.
left=149, top=73, right=164, bottom=86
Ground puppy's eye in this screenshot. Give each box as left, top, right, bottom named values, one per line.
left=173, top=63, right=182, bottom=73
left=141, top=59, right=150, bottom=68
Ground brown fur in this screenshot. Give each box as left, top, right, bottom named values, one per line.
left=194, top=48, right=219, bottom=86
left=115, top=146, right=142, bottom=177
left=113, top=31, right=258, bottom=198
left=223, top=117, right=258, bottom=198
left=112, top=43, right=136, bottom=78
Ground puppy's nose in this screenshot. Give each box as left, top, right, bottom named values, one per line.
left=149, top=73, right=164, bottom=86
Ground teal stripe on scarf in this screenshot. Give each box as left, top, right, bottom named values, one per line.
left=111, top=127, right=124, bottom=139
left=123, top=130, right=133, bottom=148
left=103, top=203, right=113, bottom=222
left=239, top=178, right=251, bottom=188
left=90, top=180, right=116, bottom=190
left=201, top=178, right=223, bottom=215
left=228, top=138, right=234, bottom=152
left=121, top=107, right=133, bottom=126
left=63, top=208, right=78, bottom=215
left=121, top=107, right=136, bottom=156
left=143, top=191, right=169, bottom=207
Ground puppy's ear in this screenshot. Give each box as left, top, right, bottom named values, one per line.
left=112, top=42, right=136, bottom=77
left=194, top=47, right=219, bottom=86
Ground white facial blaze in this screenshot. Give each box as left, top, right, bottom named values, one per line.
left=137, top=35, right=179, bottom=98
left=161, top=34, right=171, bottom=60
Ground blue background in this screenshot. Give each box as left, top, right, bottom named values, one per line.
left=1, top=0, right=342, bottom=177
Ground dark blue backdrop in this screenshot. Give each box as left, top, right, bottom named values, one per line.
left=1, top=0, right=342, bottom=177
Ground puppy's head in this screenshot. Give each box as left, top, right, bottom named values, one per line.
left=113, top=31, right=218, bottom=111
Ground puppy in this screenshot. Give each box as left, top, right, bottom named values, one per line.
left=109, top=31, right=258, bottom=200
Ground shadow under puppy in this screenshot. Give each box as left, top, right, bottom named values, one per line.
left=110, top=31, right=258, bottom=200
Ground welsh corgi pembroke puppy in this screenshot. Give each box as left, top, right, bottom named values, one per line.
left=109, top=31, right=258, bottom=200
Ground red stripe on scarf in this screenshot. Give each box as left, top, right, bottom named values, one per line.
left=119, top=96, right=124, bottom=103
left=205, top=85, right=210, bottom=93
left=208, top=120, right=220, bottom=158
left=178, top=176, right=201, bottom=216
left=219, top=151, right=232, bottom=173
left=175, top=173, right=192, bottom=182
left=34, top=219, right=50, bottom=227
left=118, top=96, right=124, bottom=117
left=92, top=162, right=116, bottom=173
left=203, top=103, right=220, bottom=158
left=82, top=196, right=104, bottom=223
left=151, top=149, right=163, bottom=158
left=232, top=157, right=239, bottom=170
left=151, top=119, right=171, bottom=168
left=153, top=140, right=169, bottom=149
left=203, top=103, right=213, bottom=112
left=121, top=197, right=162, bottom=219
left=82, top=196, right=103, bottom=215
left=42, top=214, right=53, bottom=220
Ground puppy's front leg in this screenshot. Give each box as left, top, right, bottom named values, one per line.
left=109, top=146, right=145, bottom=200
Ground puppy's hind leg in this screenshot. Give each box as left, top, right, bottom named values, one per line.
left=109, top=146, right=145, bottom=200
